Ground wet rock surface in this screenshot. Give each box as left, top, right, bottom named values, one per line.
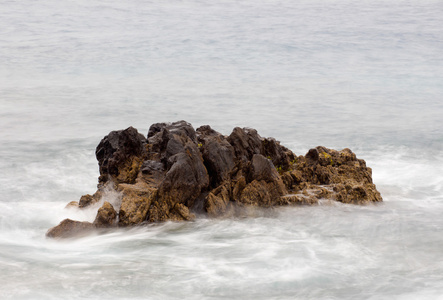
left=46, top=121, right=383, bottom=238
left=46, top=219, right=95, bottom=239
left=93, top=201, right=117, bottom=228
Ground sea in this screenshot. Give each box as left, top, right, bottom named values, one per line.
left=1, top=0, right=442, bottom=299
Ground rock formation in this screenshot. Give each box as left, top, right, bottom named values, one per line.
left=46, top=121, right=382, bottom=238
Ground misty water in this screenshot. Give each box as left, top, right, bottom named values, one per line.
left=1, top=0, right=443, bottom=299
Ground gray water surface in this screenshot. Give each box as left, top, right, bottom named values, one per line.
left=1, top=0, right=443, bottom=299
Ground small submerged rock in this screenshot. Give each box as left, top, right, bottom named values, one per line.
left=46, top=219, right=95, bottom=239
left=46, top=121, right=382, bottom=238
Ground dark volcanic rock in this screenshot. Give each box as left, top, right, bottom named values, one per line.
left=141, top=160, right=163, bottom=174
left=197, top=125, right=235, bottom=187
left=227, top=127, right=263, bottom=162
left=157, top=141, right=209, bottom=210
left=147, top=122, right=167, bottom=138
left=251, top=154, right=279, bottom=182
left=96, top=126, right=147, bottom=184
left=47, top=121, right=383, bottom=239
left=147, top=120, right=198, bottom=168
left=262, top=137, right=292, bottom=171
left=165, top=120, right=197, bottom=142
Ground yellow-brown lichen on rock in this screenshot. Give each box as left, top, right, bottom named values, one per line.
left=205, top=183, right=231, bottom=218
left=93, top=201, right=117, bottom=227
left=169, top=203, right=196, bottom=221
left=334, top=183, right=382, bottom=204
left=115, top=156, right=143, bottom=184
left=277, top=194, right=319, bottom=206
left=285, top=146, right=382, bottom=205
left=78, top=194, right=94, bottom=208
left=118, top=182, right=157, bottom=226
left=78, top=188, right=105, bottom=208
left=237, top=179, right=287, bottom=207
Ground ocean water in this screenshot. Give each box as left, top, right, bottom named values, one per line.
left=1, top=0, right=443, bottom=299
